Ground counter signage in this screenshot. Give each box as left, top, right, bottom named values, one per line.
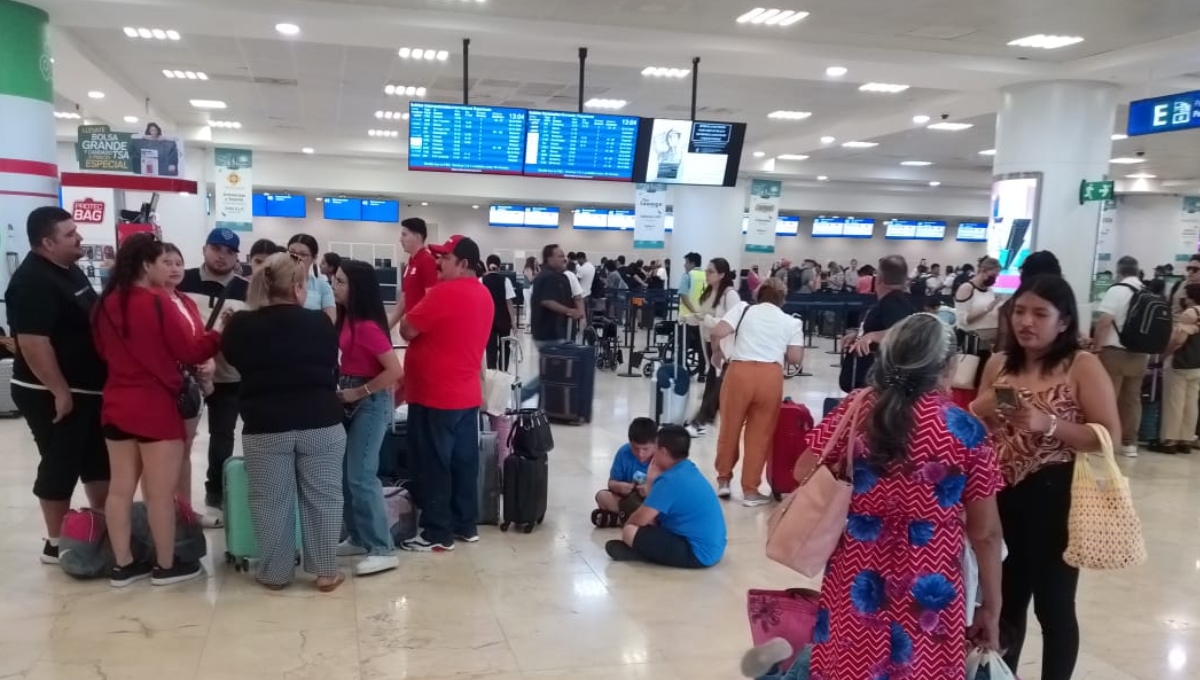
left=1128, top=89, right=1200, bottom=136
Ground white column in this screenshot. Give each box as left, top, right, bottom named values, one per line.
left=668, top=184, right=745, bottom=284
left=993, top=80, right=1119, bottom=311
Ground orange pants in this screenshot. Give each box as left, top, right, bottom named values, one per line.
left=715, top=360, right=784, bottom=495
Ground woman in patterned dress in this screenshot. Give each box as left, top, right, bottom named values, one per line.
left=809, top=314, right=1005, bottom=680
left=973, top=275, right=1120, bottom=680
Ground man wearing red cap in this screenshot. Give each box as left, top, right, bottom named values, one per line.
left=399, top=235, right=494, bottom=551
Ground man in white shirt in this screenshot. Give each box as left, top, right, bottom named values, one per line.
left=1094, top=256, right=1148, bottom=457
left=575, top=252, right=597, bottom=325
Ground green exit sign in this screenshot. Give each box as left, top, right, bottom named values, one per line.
left=1080, top=180, right=1115, bottom=204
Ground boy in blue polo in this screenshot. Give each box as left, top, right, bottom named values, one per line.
left=592, top=417, right=658, bottom=528
left=606, top=424, right=726, bottom=569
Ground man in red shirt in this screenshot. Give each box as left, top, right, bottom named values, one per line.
left=399, top=235, right=494, bottom=552
left=388, top=217, right=438, bottom=329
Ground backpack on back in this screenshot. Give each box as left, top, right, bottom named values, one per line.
left=909, top=275, right=929, bottom=297
left=1114, top=283, right=1172, bottom=354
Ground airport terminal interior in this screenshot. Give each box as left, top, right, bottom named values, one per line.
left=4, top=1, right=1200, bottom=679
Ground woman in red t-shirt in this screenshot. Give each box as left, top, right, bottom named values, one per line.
left=93, top=234, right=223, bottom=587
left=333, top=260, right=404, bottom=577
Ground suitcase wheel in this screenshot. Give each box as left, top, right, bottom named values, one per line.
left=772, top=492, right=782, bottom=502
left=537, top=515, right=545, bottom=525
left=642, top=363, right=654, bottom=377
left=522, top=523, right=534, bottom=534
left=500, top=522, right=510, bottom=532
left=239, top=558, right=250, bottom=573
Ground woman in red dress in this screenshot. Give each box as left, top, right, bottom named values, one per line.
left=93, top=234, right=223, bottom=587
left=807, top=314, right=1004, bottom=680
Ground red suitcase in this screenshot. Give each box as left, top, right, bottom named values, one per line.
left=767, top=398, right=815, bottom=500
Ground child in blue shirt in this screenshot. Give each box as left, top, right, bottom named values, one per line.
left=592, top=417, right=658, bottom=528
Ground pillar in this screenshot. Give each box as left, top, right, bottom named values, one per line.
left=0, top=0, right=56, bottom=308
left=993, top=80, right=1119, bottom=312
left=668, top=184, right=745, bottom=286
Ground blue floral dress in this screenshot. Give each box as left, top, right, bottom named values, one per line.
left=808, top=390, right=1003, bottom=680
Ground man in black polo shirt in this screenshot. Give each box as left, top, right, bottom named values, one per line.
left=520, top=244, right=582, bottom=403
left=176, top=228, right=249, bottom=527
left=5, top=207, right=109, bottom=564
left=841, top=255, right=917, bottom=390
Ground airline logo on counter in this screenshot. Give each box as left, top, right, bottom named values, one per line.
left=71, top=199, right=106, bottom=224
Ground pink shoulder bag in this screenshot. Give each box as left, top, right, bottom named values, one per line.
left=765, top=390, right=866, bottom=578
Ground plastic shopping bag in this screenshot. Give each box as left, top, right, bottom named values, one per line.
left=966, top=649, right=1017, bottom=680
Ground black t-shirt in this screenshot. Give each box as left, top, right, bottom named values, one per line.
left=4, top=253, right=106, bottom=391
left=481, top=272, right=512, bottom=335
left=530, top=269, right=573, bottom=342
left=862, top=290, right=917, bottom=337
left=220, top=305, right=342, bottom=434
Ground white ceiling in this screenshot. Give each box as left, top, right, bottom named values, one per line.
left=32, top=0, right=1200, bottom=192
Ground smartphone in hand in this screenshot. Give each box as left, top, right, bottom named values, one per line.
left=995, top=385, right=1020, bottom=410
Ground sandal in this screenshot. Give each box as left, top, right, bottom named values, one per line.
left=258, top=580, right=289, bottom=591
left=591, top=509, right=621, bottom=528
left=316, top=572, right=345, bottom=593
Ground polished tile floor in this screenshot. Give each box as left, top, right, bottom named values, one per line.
left=0, top=336, right=1195, bottom=680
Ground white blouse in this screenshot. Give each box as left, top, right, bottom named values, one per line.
left=720, top=301, right=804, bottom=366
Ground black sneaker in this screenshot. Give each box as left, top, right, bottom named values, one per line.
left=605, top=539, right=643, bottom=562
left=110, top=561, right=152, bottom=588
left=151, top=559, right=203, bottom=586
left=40, top=540, right=59, bottom=565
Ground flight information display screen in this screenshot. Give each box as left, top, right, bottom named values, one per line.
left=634, top=118, right=747, bottom=186
left=886, top=220, right=945, bottom=240
left=265, top=194, right=306, bottom=218
left=523, top=110, right=640, bottom=181
left=843, top=218, right=875, bottom=238
left=607, top=209, right=635, bottom=230
left=572, top=208, right=611, bottom=229
left=957, top=221, right=988, bottom=242
left=323, top=197, right=362, bottom=221
left=361, top=200, right=399, bottom=223
left=523, top=206, right=560, bottom=228
left=408, top=102, right=526, bottom=175
left=812, top=217, right=844, bottom=237
left=488, top=204, right=527, bottom=226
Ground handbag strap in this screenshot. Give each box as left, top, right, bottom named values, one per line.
left=821, top=389, right=871, bottom=480
left=100, top=294, right=179, bottom=397
left=1083, top=422, right=1119, bottom=477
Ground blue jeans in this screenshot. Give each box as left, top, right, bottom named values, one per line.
left=342, top=390, right=394, bottom=555
left=520, top=339, right=566, bottom=402
left=408, top=403, right=479, bottom=545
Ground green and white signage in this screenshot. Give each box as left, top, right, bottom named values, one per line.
left=745, top=179, right=781, bottom=253
left=214, top=148, right=253, bottom=232
left=633, top=183, right=668, bottom=249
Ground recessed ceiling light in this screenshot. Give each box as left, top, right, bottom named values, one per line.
left=384, top=85, right=427, bottom=97
left=162, top=69, right=174, bottom=78
left=399, top=47, right=450, bottom=61
left=123, top=116, right=139, bottom=123
left=927, top=121, right=973, bottom=131
left=301, top=147, right=314, bottom=154
left=87, top=90, right=105, bottom=99
left=735, top=8, right=809, bottom=26
left=152, top=29, right=166, bottom=40
left=1111, top=133, right=1128, bottom=141
left=901, top=160, right=933, bottom=166
left=912, top=114, right=931, bottom=124
left=275, top=23, right=301, bottom=35
left=820, top=135, right=836, bottom=144
left=472, top=204, right=480, bottom=210
left=859, top=82, right=910, bottom=93
left=172, top=70, right=186, bottom=79
left=1007, top=34, right=1084, bottom=49
left=421, top=201, right=429, bottom=206
left=53, top=111, right=82, bottom=120
left=642, top=66, right=691, bottom=78
left=777, top=154, right=809, bottom=161
left=752, top=151, right=766, bottom=158
left=166, top=30, right=180, bottom=40
left=767, top=110, right=812, bottom=120
left=978, top=149, right=996, bottom=156
left=375, top=110, right=410, bottom=120
left=368, top=129, right=401, bottom=138
left=1126, top=173, right=1156, bottom=179
left=208, top=120, right=242, bottom=129
left=1110, top=157, right=1146, bottom=164
left=584, top=98, right=628, bottom=110
left=816, top=175, right=829, bottom=181
left=190, top=99, right=226, bottom=109
left=125, top=26, right=179, bottom=40
left=123, top=27, right=137, bottom=37
left=825, top=66, right=848, bottom=77
left=841, top=141, right=878, bottom=148
left=929, top=181, right=942, bottom=187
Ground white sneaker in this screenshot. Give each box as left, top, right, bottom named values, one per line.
left=743, top=493, right=772, bottom=508
left=717, top=481, right=732, bottom=499
left=200, top=507, right=224, bottom=529
left=1121, top=445, right=1140, bottom=458
left=336, top=540, right=368, bottom=557
left=354, top=554, right=400, bottom=576
left=685, top=424, right=706, bottom=438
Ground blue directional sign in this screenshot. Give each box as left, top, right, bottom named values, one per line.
left=1128, top=90, right=1200, bottom=136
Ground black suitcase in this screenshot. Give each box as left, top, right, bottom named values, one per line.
left=823, top=397, right=842, bottom=418
left=501, top=452, right=548, bottom=534
left=539, top=344, right=596, bottom=424
left=378, top=421, right=409, bottom=482
left=477, top=430, right=501, bottom=525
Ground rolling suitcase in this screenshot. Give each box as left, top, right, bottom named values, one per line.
left=378, top=420, right=409, bottom=482
left=222, top=457, right=301, bottom=572
left=766, top=398, right=815, bottom=501
left=1139, top=357, right=1164, bottom=444
left=653, top=322, right=691, bottom=425
left=822, top=397, right=842, bottom=418
left=501, top=452, right=548, bottom=534
left=539, top=344, right=596, bottom=424
left=477, top=428, right=502, bottom=525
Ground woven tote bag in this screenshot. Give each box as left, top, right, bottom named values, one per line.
left=1063, top=423, right=1148, bottom=570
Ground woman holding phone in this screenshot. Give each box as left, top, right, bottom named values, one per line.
left=972, top=275, right=1120, bottom=680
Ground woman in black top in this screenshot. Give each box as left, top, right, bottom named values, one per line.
left=221, top=253, right=345, bottom=592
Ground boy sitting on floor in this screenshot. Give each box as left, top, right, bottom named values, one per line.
left=606, top=424, right=727, bottom=569
left=592, top=416, right=658, bottom=528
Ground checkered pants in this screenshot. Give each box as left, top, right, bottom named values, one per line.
left=242, top=424, right=345, bottom=585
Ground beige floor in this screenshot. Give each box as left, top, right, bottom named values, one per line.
left=0, top=338, right=1193, bottom=680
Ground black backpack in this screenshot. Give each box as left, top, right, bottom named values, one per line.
left=1113, top=283, right=1172, bottom=354
left=909, top=275, right=929, bottom=297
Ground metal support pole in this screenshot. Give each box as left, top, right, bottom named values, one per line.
left=690, top=56, right=700, bottom=120
left=462, top=39, right=470, bottom=104
left=578, top=47, right=588, bottom=113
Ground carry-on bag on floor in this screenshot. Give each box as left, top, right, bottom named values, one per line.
left=822, top=397, right=842, bottom=419
left=378, top=420, right=410, bottom=481
left=383, top=486, right=417, bottom=544
left=766, top=398, right=815, bottom=500
left=539, top=344, right=596, bottom=424
left=501, top=452, right=548, bottom=534
left=1139, top=357, right=1164, bottom=443
left=223, top=456, right=301, bottom=572
left=653, top=322, right=691, bottom=425
left=478, top=429, right=502, bottom=525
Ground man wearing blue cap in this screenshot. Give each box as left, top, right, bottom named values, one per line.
left=177, top=228, right=249, bottom=527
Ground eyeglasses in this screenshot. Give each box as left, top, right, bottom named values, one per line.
left=287, top=249, right=311, bottom=260
left=1188, top=267, right=1200, bottom=273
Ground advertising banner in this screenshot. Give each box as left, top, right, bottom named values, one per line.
left=633, top=183, right=667, bottom=249
left=75, top=123, right=183, bottom=176
left=745, top=179, right=781, bottom=253
left=1179, top=197, right=1200, bottom=260
left=1094, top=199, right=1117, bottom=271
left=214, top=147, right=253, bottom=232
left=60, top=186, right=118, bottom=291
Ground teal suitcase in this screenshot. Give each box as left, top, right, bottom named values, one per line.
left=222, top=456, right=302, bottom=572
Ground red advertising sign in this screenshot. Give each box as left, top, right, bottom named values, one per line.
left=71, top=198, right=106, bottom=224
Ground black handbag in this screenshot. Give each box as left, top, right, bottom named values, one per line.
left=509, top=408, right=554, bottom=457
